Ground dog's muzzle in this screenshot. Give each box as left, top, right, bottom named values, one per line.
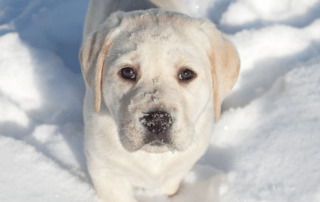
left=140, top=111, right=173, bottom=146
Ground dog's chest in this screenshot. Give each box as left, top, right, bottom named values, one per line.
left=115, top=151, right=179, bottom=189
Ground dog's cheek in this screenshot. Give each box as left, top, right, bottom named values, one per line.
left=171, top=79, right=211, bottom=150
left=168, top=101, right=194, bottom=151
left=172, top=130, right=194, bottom=151
left=118, top=119, right=145, bottom=151
left=114, top=92, right=147, bottom=151
left=188, top=78, right=212, bottom=122
left=102, top=76, right=129, bottom=113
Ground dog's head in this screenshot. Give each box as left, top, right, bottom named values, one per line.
left=79, top=10, right=240, bottom=153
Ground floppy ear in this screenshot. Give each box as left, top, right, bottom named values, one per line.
left=211, top=37, right=240, bottom=120
left=200, top=20, right=240, bottom=120
left=79, top=33, right=111, bottom=113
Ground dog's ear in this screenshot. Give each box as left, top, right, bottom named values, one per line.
left=79, top=12, right=125, bottom=113
left=79, top=33, right=112, bottom=113
left=199, top=20, right=240, bottom=120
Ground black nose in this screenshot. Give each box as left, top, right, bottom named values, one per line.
left=140, top=111, right=173, bottom=134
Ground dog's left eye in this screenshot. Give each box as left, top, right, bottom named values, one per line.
left=178, top=69, right=195, bottom=81
left=120, top=67, right=137, bottom=81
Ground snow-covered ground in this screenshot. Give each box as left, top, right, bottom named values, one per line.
left=1, top=0, right=320, bottom=201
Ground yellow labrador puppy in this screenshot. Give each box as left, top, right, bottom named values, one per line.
left=79, top=0, right=240, bottom=201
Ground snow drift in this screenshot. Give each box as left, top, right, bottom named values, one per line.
left=0, top=0, right=319, bottom=201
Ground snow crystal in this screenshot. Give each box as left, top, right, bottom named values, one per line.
left=128, top=100, right=135, bottom=112
left=152, top=97, right=160, bottom=104
left=140, top=118, right=146, bottom=124
left=129, top=32, right=135, bottom=38
left=153, top=77, right=161, bottom=86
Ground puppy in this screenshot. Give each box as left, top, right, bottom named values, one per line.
left=79, top=0, right=240, bottom=201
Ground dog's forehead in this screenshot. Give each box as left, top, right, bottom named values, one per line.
left=113, top=18, right=189, bottom=48
left=108, top=14, right=207, bottom=72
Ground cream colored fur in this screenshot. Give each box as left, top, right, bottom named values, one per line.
left=79, top=0, right=240, bottom=201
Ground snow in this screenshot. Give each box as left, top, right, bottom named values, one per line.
left=212, top=62, right=320, bottom=202
left=220, top=0, right=319, bottom=25
left=0, top=135, right=97, bottom=202
left=1, top=0, right=320, bottom=201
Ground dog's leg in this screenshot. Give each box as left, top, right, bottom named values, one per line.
left=89, top=169, right=138, bottom=202
left=162, top=173, right=185, bottom=196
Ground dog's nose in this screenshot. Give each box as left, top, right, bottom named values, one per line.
left=140, top=111, right=173, bottom=134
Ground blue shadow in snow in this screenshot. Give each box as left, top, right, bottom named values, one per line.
left=214, top=1, right=320, bottom=34
left=0, top=0, right=90, bottom=181
left=222, top=41, right=320, bottom=111
left=1, top=0, right=89, bottom=74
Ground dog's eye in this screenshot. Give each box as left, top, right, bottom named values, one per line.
left=120, top=67, right=137, bottom=81
left=178, top=69, right=194, bottom=81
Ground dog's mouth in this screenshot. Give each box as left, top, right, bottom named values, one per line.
left=144, top=130, right=171, bottom=144
left=149, top=141, right=165, bottom=146
left=141, top=139, right=176, bottom=153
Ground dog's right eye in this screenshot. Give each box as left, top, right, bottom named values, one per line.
left=120, top=67, right=137, bottom=81
left=178, top=69, right=195, bottom=81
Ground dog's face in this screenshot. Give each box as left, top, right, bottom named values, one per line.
left=102, top=23, right=213, bottom=152
left=80, top=10, right=240, bottom=153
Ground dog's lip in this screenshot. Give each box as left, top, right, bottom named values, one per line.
left=144, top=134, right=170, bottom=146
left=146, top=140, right=176, bottom=152
left=149, top=140, right=166, bottom=146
